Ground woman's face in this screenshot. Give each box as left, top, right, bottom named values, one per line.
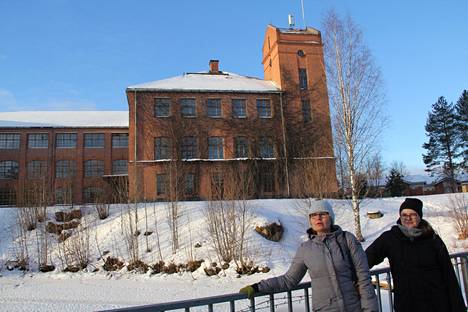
left=309, top=212, right=332, bottom=234
left=400, top=208, right=421, bottom=229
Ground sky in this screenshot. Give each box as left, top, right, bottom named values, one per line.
left=0, top=0, right=467, bottom=173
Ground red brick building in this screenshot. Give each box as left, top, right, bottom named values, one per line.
left=126, top=25, right=337, bottom=201
left=0, top=25, right=338, bottom=205
left=0, top=111, right=128, bottom=205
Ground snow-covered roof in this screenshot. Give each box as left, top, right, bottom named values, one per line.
left=0, top=111, right=129, bottom=128
left=127, top=72, right=281, bottom=93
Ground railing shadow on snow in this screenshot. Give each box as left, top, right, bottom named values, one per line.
left=102, top=252, right=468, bottom=312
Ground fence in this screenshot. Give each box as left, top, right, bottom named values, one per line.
left=103, top=251, right=468, bottom=312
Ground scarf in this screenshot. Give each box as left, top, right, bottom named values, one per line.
left=397, top=224, right=423, bottom=241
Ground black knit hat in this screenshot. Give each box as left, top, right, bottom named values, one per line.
left=399, top=198, right=423, bottom=218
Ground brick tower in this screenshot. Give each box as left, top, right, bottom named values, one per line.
left=262, top=25, right=337, bottom=196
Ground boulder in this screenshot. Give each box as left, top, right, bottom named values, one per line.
left=255, top=222, right=284, bottom=242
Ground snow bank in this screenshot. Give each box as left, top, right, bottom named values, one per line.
left=0, top=194, right=466, bottom=311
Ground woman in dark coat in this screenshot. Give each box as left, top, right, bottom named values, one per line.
left=365, top=198, right=466, bottom=312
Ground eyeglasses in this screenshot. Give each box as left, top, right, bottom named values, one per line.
left=400, top=213, right=419, bottom=220
left=310, top=212, right=329, bottom=219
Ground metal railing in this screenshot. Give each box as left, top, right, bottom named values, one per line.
left=103, top=252, right=468, bottom=312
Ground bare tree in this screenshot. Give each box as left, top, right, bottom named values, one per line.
left=322, top=10, right=386, bottom=240
left=448, top=194, right=468, bottom=240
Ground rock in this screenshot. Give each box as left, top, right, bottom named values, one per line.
left=194, top=242, right=202, bottom=248
left=55, top=209, right=82, bottom=222
left=39, top=264, right=55, bottom=272
left=151, top=261, right=165, bottom=274
left=58, top=230, right=73, bottom=242
left=186, top=260, right=203, bottom=272
left=204, top=266, right=221, bottom=276
left=255, top=222, right=284, bottom=242
left=367, top=211, right=383, bottom=219
left=221, top=262, right=229, bottom=270
left=103, top=257, right=124, bottom=271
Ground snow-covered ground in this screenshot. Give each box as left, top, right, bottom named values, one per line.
left=0, top=194, right=467, bottom=311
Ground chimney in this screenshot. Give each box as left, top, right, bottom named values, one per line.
left=209, top=60, right=219, bottom=74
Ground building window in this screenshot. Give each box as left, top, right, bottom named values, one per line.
left=84, top=133, right=105, bottom=148
left=28, top=133, right=48, bottom=148
left=55, top=160, right=76, bottom=178
left=55, top=187, right=73, bottom=205
left=155, top=137, right=171, bottom=160
left=0, top=133, right=20, bottom=149
left=259, top=137, right=274, bottom=158
left=256, top=99, right=271, bottom=118
left=56, top=133, right=77, bottom=148
left=299, top=68, right=308, bottom=90
left=112, top=133, right=128, bottom=148
left=84, top=160, right=104, bottom=177
left=27, top=160, right=47, bottom=179
left=154, top=98, right=171, bottom=117
left=232, top=99, right=246, bottom=118
left=0, top=161, right=19, bottom=179
left=181, top=98, right=196, bottom=117
left=112, top=160, right=128, bottom=175
left=208, top=137, right=224, bottom=159
left=184, top=173, right=195, bottom=195
left=302, top=99, right=311, bottom=122
left=207, top=99, right=221, bottom=117
left=181, top=137, right=197, bottom=159
left=261, top=171, right=275, bottom=193
left=83, top=187, right=104, bottom=203
left=235, top=136, right=249, bottom=158
left=211, top=172, right=224, bottom=198
left=0, top=187, right=16, bottom=205
left=156, top=174, right=167, bottom=195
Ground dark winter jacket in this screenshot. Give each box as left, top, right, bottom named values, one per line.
left=365, top=220, right=466, bottom=312
left=258, top=226, right=378, bottom=312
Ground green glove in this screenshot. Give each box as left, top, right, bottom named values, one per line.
left=239, top=285, right=256, bottom=299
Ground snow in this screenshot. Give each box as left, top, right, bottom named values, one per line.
left=0, top=194, right=467, bottom=311
left=0, top=111, right=129, bottom=128
left=127, top=72, right=280, bottom=93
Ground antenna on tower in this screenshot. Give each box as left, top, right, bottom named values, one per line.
left=300, top=0, right=306, bottom=28
left=288, top=14, right=295, bottom=28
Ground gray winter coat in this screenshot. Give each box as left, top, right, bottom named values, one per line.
left=258, top=226, right=378, bottom=312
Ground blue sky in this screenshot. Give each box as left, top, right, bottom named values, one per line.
left=0, top=0, right=467, bottom=173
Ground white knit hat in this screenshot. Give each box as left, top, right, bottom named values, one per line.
left=308, top=200, right=335, bottom=223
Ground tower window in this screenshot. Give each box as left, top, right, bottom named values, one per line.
left=299, top=68, right=308, bottom=90
left=302, top=99, right=311, bottom=122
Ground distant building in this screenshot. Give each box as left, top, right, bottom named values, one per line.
left=0, top=111, right=128, bottom=205
left=126, top=25, right=337, bottom=201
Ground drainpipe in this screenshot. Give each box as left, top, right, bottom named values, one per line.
left=134, top=90, right=138, bottom=202
left=279, top=93, right=290, bottom=197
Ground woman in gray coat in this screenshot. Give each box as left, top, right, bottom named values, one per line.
left=240, top=200, right=378, bottom=312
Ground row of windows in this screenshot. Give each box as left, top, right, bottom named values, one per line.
left=154, top=98, right=272, bottom=119
left=155, top=170, right=275, bottom=197
left=154, top=136, right=275, bottom=160
left=0, top=160, right=128, bottom=179
left=0, top=133, right=128, bottom=149
left=55, top=187, right=105, bottom=204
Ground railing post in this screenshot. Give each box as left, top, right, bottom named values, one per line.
left=386, top=272, right=394, bottom=312
left=269, top=293, right=275, bottom=312
left=287, top=290, right=293, bottom=312
left=304, top=287, right=310, bottom=312
left=375, top=274, right=382, bottom=312
left=250, top=297, right=256, bottom=312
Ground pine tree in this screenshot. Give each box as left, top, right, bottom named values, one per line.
left=455, top=90, right=467, bottom=170
left=385, top=168, right=405, bottom=197
left=422, top=96, right=461, bottom=191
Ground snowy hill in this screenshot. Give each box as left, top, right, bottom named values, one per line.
left=0, top=194, right=466, bottom=311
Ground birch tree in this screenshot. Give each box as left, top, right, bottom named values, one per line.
left=322, top=10, right=386, bottom=241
